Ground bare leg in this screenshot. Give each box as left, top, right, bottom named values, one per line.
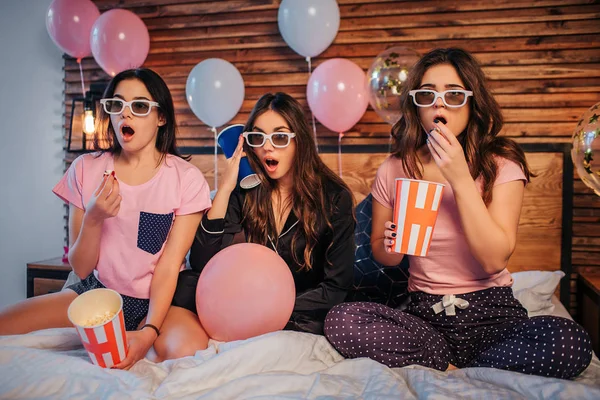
left=150, top=306, right=209, bottom=362
left=0, top=289, right=78, bottom=335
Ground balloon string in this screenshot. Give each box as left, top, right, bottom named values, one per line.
left=306, top=56, right=318, bottom=152
left=77, top=58, right=85, bottom=97
left=338, top=132, right=344, bottom=178
left=211, top=126, right=218, bottom=190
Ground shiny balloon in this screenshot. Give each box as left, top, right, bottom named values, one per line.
left=46, top=0, right=100, bottom=59
left=185, top=58, right=245, bottom=128
left=90, top=9, right=150, bottom=77
left=195, top=243, right=296, bottom=342
left=366, top=47, right=420, bottom=125
left=307, top=58, right=369, bottom=133
left=277, top=0, right=340, bottom=59
left=572, top=101, right=600, bottom=196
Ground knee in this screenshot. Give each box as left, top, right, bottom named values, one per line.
left=534, top=316, right=593, bottom=378
left=324, top=302, right=383, bottom=355
left=555, top=318, right=593, bottom=377
left=324, top=302, right=365, bottom=339
left=154, top=331, right=209, bottom=361
left=167, top=339, right=209, bottom=361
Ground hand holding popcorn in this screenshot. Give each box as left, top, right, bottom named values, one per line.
left=383, top=220, right=397, bottom=253
left=85, top=171, right=121, bottom=224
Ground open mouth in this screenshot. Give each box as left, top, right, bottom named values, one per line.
left=436, top=117, right=447, bottom=125
left=264, top=158, right=279, bottom=172
left=121, top=125, right=135, bottom=140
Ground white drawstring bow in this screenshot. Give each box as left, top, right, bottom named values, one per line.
left=431, top=294, right=469, bottom=316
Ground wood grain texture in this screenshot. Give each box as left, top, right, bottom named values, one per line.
left=188, top=152, right=564, bottom=274
left=58, top=0, right=600, bottom=315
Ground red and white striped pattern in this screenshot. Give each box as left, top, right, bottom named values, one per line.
left=392, top=179, right=444, bottom=257
left=75, top=310, right=127, bottom=368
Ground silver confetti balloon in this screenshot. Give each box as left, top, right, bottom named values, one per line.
left=572, top=101, right=600, bottom=196
left=366, top=47, right=420, bottom=125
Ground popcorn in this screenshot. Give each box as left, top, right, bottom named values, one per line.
left=82, top=310, right=115, bottom=327
left=68, top=289, right=128, bottom=368
left=103, top=170, right=114, bottom=177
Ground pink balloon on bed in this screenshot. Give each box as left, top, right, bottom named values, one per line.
left=196, top=243, right=296, bottom=342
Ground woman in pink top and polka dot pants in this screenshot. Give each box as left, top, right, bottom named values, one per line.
left=324, top=48, right=592, bottom=379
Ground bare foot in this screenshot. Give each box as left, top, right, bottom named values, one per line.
left=446, top=363, right=458, bottom=371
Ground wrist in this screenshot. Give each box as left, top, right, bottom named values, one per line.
left=449, top=174, right=475, bottom=193
left=216, top=184, right=235, bottom=196
left=83, top=212, right=105, bottom=227
left=139, top=323, right=160, bottom=338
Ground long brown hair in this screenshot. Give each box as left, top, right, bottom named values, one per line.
left=243, top=92, right=353, bottom=270
left=391, top=48, right=533, bottom=204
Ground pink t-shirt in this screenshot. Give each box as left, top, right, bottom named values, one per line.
left=372, top=156, right=526, bottom=295
left=53, top=152, right=211, bottom=299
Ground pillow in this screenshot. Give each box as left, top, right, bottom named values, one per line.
left=511, top=270, right=565, bottom=317
left=347, top=194, right=410, bottom=308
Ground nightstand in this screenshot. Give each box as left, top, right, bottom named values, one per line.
left=27, top=257, right=72, bottom=298
left=577, top=271, right=600, bottom=356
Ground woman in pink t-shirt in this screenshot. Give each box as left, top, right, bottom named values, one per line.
left=0, top=68, right=211, bottom=370
left=324, top=48, right=592, bottom=379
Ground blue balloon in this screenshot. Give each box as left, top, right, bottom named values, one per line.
left=278, top=0, right=340, bottom=59
left=185, top=58, right=244, bottom=128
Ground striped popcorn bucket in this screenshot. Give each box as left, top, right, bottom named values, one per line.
left=392, top=178, right=444, bottom=257
left=67, top=288, right=128, bottom=368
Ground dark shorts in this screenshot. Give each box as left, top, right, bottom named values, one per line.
left=67, top=274, right=150, bottom=331
left=171, top=269, right=200, bottom=314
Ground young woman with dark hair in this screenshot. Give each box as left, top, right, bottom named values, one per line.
left=154, top=92, right=356, bottom=361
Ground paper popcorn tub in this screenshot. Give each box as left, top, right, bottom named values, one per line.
left=67, top=288, right=128, bottom=368
left=392, top=178, right=444, bottom=257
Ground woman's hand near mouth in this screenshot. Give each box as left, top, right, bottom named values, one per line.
left=426, top=120, right=471, bottom=187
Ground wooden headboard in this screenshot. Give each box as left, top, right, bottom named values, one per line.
left=187, top=143, right=573, bottom=309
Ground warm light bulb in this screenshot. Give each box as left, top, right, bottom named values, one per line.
left=83, top=110, right=95, bottom=135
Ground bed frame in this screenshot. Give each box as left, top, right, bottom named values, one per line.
left=185, top=142, right=574, bottom=310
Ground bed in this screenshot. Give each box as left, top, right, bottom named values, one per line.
left=1, top=144, right=599, bottom=399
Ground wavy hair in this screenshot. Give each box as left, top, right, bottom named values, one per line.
left=391, top=48, right=533, bottom=204
left=243, top=92, right=353, bottom=270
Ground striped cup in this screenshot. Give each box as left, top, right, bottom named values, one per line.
left=67, top=288, right=128, bottom=368
left=392, top=178, right=444, bottom=257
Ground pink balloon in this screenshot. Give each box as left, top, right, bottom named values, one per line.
left=196, top=243, right=296, bottom=342
left=46, top=0, right=100, bottom=59
left=307, top=58, right=369, bottom=133
left=90, top=9, right=150, bottom=77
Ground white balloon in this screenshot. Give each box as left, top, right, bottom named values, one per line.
left=185, top=59, right=245, bottom=128
left=278, top=0, right=340, bottom=59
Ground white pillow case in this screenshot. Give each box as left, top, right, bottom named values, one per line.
left=511, top=270, right=565, bottom=317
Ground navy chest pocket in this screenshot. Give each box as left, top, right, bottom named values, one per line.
left=137, top=211, right=174, bottom=255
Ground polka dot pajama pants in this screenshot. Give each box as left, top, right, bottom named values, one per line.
left=324, top=287, right=592, bottom=379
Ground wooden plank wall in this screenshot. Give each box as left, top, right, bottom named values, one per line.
left=188, top=150, right=566, bottom=276
left=61, top=0, right=600, bottom=314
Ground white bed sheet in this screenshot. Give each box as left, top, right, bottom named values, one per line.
left=1, top=297, right=599, bottom=399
